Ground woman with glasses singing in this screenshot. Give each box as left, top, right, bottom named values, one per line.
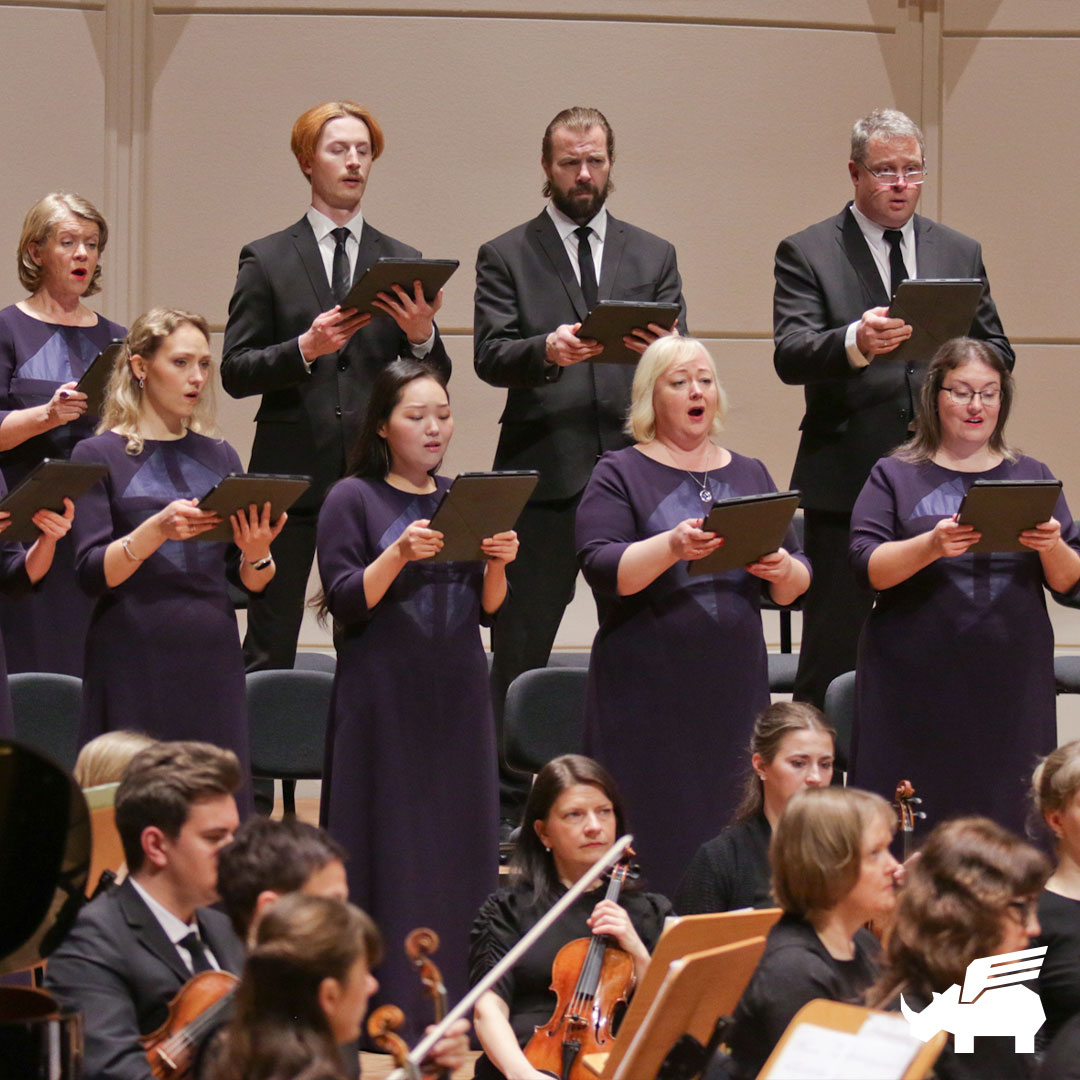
left=849, top=337, right=1080, bottom=833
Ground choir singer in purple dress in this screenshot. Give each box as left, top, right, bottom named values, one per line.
left=316, top=358, right=510, bottom=1036
left=850, top=337, right=1080, bottom=835
left=576, top=335, right=811, bottom=896
left=71, top=309, right=285, bottom=810
left=0, top=192, right=126, bottom=675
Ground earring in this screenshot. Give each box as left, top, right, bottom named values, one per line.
left=138, top=376, right=145, bottom=390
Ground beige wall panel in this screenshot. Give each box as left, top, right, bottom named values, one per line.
left=146, top=13, right=913, bottom=338
left=0, top=9, right=109, bottom=307
left=945, top=2, right=1080, bottom=35
left=940, top=36, right=1079, bottom=341
left=158, top=1, right=895, bottom=31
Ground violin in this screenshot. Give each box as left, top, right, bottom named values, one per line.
left=141, top=970, right=238, bottom=1078
left=524, top=857, right=636, bottom=1080
left=367, top=927, right=449, bottom=1079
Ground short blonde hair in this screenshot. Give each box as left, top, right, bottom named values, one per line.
left=98, top=308, right=218, bottom=456
left=290, top=101, right=385, bottom=180
left=626, top=336, right=727, bottom=444
left=74, top=730, right=157, bottom=789
left=17, top=192, right=109, bottom=296
left=1030, top=739, right=1080, bottom=843
left=771, top=786, right=895, bottom=917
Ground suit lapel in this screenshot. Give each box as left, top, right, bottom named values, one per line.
left=354, top=222, right=384, bottom=283
left=118, top=881, right=192, bottom=985
left=911, top=214, right=936, bottom=277
left=290, top=217, right=335, bottom=312
left=533, top=212, right=588, bottom=322
left=837, top=205, right=889, bottom=308
left=597, top=214, right=625, bottom=301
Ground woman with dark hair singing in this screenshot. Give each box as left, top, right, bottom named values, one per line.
left=469, top=754, right=671, bottom=1080
left=850, top=336, right=1080, bottom=832
left=316, top=358, right=512, bottom=1037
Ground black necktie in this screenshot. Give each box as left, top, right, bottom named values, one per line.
left=883, top=229, right=907, bottom=297
left=179, top=931, right=213, bottom=974
left=574, top=225, right=598, bottom=312
left=331, top=227, right=351, bottom=305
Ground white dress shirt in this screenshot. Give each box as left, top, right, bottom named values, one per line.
left=130, top=878, right=221, bottom=974
left=546, top=203, right=608, bottom=286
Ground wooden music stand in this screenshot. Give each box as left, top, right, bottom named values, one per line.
left=758, top=998, right=946, bottom=1079
left=83, top=782, right=124, bottom=897
left=604, top=937, right=767, bottom=1079
left=586, top=908, right=782, bottom=1077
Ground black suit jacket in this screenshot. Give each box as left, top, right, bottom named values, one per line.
left=43, top=879, right=245, bottom=1080
left=773, top=204, right=1013, bottom=513
left=222, top=217, right=451, bottom=509
left=474, top=210, right=687, bottom=502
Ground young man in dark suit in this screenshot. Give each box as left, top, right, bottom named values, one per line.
left=44, top=741, right=246, bottom=1080
left=474, top=106, right=687, bottom=821
left=222, top=101, right=451, bottom=672
left=773, top=107, right=1013, bottom=712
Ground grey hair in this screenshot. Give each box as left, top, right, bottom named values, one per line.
left=850, top=108, right=925, bottom=165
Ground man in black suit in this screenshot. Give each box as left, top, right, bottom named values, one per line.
left=222, top=101, right=451, bottom=671
left=474, top=106, right=687, bottom=819
left=774, top=107, right=1013, bottom=712
left=44, top=741, right=245, bottom=1080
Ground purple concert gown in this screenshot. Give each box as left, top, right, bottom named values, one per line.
left=317, top=475, right=500, bottom=1039
left=577, top=446, right=809, bottom=898
left=0, top=474, right=32, bottom=736
left=0, top=304, right=126, bottom=676
left=850, top=454, right=1080, bottom=835
left=71, top=431, right=252, bottom=810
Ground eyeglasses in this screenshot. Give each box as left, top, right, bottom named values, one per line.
left=940, top=386, right=1001, bottom=406
left=859, top=163, right=928, bottom=187
left=1006, top=897, right=1039, bottom=924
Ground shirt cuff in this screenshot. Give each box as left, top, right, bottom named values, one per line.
left=410, top=330, right=436, bottom=358
left=845, top=321, right=870, bottom=368
left=298, top=340, right=314, bottom=373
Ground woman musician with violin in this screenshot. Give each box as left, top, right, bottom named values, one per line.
left=469, top=755, right=671, bottom=1080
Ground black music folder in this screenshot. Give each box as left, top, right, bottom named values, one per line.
left=195, top=473, right=311, bottom=542
left=575, top=301, right=682, bottom=364
left=428, top=471, right=539, bottom=562
left=342, top=258, right=459, bottom=316
left=956, top=479, right=1062, bottom=553
left=886, top=278, right=984, bottom=366
left=0, top=459, right=108, bottom=542
left=688, top=490, right=801, bottom=576
left=75, top=339, right=125, bottom=417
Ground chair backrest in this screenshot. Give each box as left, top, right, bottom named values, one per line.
left=9, top=673, right=83, bottom=773
left=823, top=669, right=857, bottom=770
left=600, top=908, right=782, bottom=1077
left=82, top=782, right=124, bottom=897
left=612, top=937, right=768, bottom=1079
left=503, top=667, right=587, bottom=774
left=759, top=998, right=946, bottom=1080
left=293, top=651, right=337, bottom=674
left=246, top=669, right=334, bottom=780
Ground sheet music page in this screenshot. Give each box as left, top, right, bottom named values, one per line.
left=764, top=1014, right=920, bottom=1079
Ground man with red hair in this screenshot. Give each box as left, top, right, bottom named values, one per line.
left=222, top=101, right=451, bottom=674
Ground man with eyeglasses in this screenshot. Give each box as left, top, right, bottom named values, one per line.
left=773, top=107, right=1013, bottom=712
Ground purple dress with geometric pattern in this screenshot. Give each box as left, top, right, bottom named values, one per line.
left=0, top=304, right=126, bottom=676
left=577, top=446, right=809, bottom=898
left=316, top=475, right=499, bottom=1038
left=70, top=431, right=252, bottom=807
left=850, top=454, right=1080, bottom=835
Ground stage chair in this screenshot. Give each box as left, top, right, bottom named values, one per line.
left=545, top=650, right=591, bottom=668
left=587, top=908, right=782, bottom=1078
left=761, top=511, right=804, bottom=693
left=823, top=669, right=856, bottom=772
left=9, top=672, right=82, bottom=773
left=246, top=669, right=333, bottom=817
left=82, top=782, right=124, bottom=897
left=601, top=937, right=767, bottom=1079
left=503, top=667, right=587, bottom=775
left=293, top=650, right=337, bottom=674
left=759, top=998, right=946, bottom=1079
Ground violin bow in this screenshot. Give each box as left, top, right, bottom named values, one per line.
left=387, top=833, right=634, bottom=1080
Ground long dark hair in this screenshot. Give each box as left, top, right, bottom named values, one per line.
left=733, top=702, right=835, bottom=823
left=510, top=754, right=632, bottom=908
left=867, top=817, right=1049, bottom=1007
left=894, top=337, right=1016, bottom=464
left=209, top=894, right=382, bottom=1080
left=344, top=358, right=449, bottom=480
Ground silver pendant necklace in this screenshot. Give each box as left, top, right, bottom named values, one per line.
left=687, top=469, right=712, bottom=502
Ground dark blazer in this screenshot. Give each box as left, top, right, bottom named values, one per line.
left=474, top=210, right=687, bottom=502
left=773, top=204, right=1013, bottom=513
left=222, top=217, right=451, bottom=509
left=43, top=879, right=245, bottom=1080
